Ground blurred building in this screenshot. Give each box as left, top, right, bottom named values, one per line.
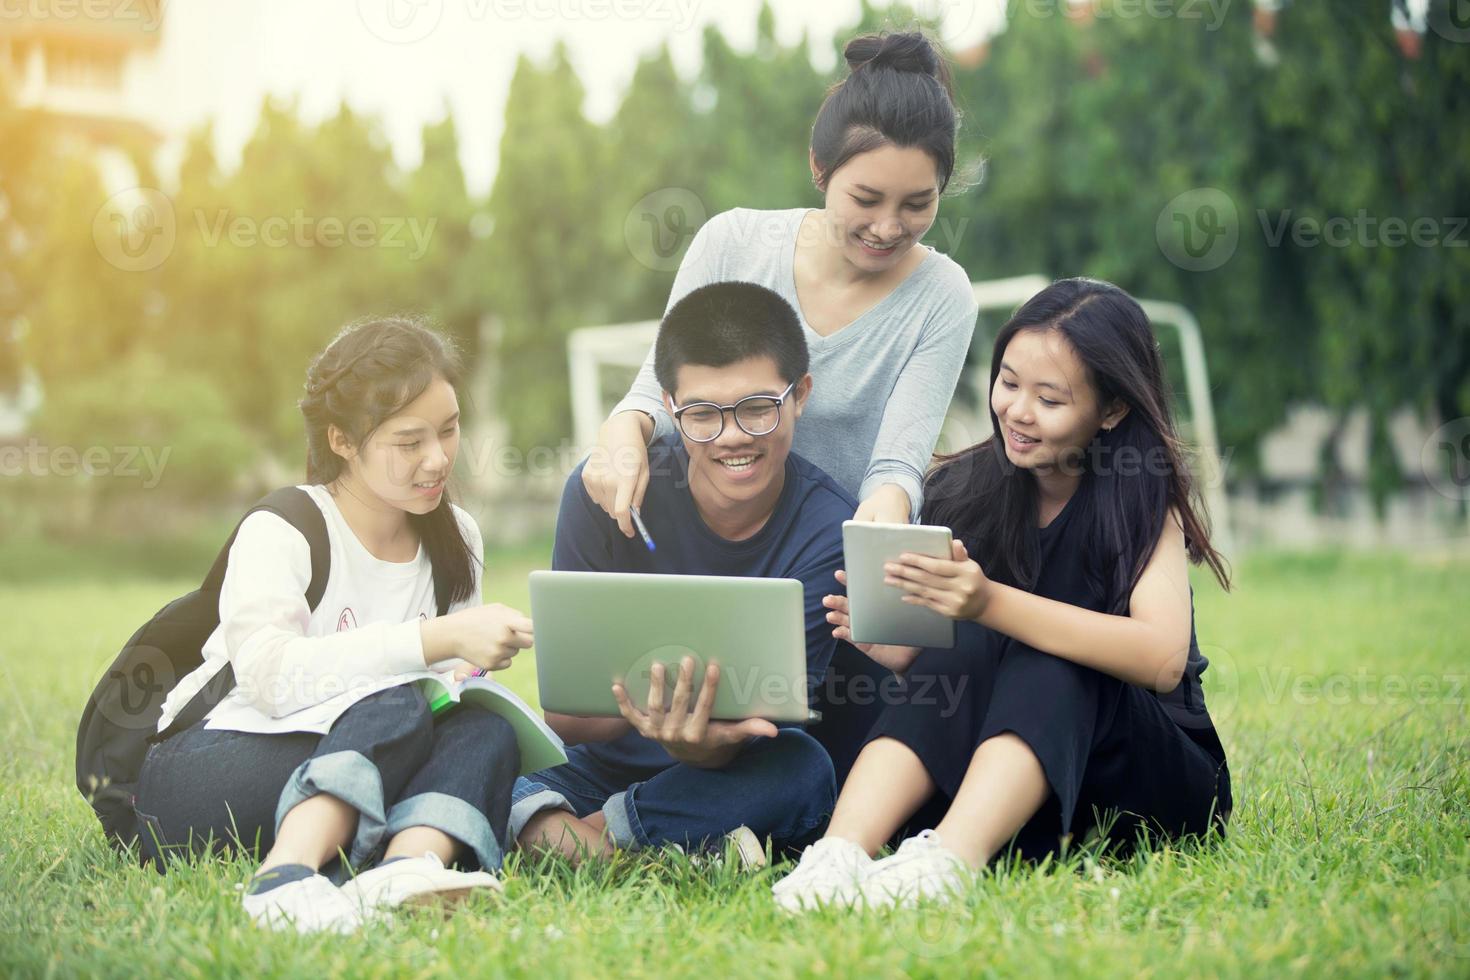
left=0, top=0, right=167, bottom=189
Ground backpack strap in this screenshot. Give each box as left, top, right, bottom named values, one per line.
left=202, top=486, right=331, bottom=611
left=156, top=487, right=331, bottom=739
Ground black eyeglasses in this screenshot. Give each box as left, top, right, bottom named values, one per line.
left=669, top=382, right=797, bottom=443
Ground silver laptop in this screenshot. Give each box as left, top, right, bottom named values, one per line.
left=529, top=570, right=812, bottom=723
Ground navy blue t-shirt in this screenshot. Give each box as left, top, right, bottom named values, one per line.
left=552, top=433, right=857, bottom=771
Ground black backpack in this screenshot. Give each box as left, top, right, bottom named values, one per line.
left=75, top=486, right=451, bottom=853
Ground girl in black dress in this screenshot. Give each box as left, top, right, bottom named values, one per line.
left=773, top=277, right=1232, bottom=911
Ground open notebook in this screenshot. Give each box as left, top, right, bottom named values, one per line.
left=417, top=673, right=568, bottom=776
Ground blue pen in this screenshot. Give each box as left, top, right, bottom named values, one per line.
left=629, top=505, right=657, bottom=552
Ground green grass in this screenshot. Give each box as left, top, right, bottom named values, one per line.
left=1, top=549, right=1467, bottom=977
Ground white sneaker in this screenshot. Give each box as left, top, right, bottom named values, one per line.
left=241, top=872, right=364, bottom=935
left=340, top=852, right=502, bottom=916
left=682, top=825, right=770, bottom=872
left=772, top=836, right=872, bottom=913
left=723, top=825, right=769, bottom=872
left=860, top=830, right=972, bottom=909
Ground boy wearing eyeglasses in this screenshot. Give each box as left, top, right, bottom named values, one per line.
left=509, top=281, right=861, bottom=865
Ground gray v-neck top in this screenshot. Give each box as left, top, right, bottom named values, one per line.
left=613, top=207, right=979, bottom=518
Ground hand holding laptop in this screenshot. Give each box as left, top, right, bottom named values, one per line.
left=612, top=656, right=779, bottom=769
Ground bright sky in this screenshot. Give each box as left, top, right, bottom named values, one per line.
left=141, top=0, right=999, bottom=195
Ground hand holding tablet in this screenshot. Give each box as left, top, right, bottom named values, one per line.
left=839, top=521, right=957, bottom=649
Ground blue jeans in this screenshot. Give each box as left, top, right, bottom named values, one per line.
left=508, top=730, right=835, bottom=853
left=134, top=683, right=520, bottom=878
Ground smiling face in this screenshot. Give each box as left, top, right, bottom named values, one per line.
left=330, top=374, right=461, bottom=515
left=664, top=356, right=812, bottom=526
left=817, top=142, right=940, bottom=274
left=991, top=328, right=1128, bottom=476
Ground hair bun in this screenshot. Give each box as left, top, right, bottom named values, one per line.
left=844, top=31, right=940, bottom=79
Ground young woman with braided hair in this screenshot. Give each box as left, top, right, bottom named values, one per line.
left=135, top=317, right=532, bottom=933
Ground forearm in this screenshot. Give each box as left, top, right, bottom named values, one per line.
left=230, top=621, right=425, bottom=717
left=545, top=712, right=632, bottom=745
left=605, top=410, right=655, bottom=444
left=976, top=584, right=1186, bottom=691
left=855, top=483, right=913, bottom=525
left=418, top=616, right=458, bottom=667
left=609, top=345, right=668, bottom=427
left=861, top=643, right=921, bottom=675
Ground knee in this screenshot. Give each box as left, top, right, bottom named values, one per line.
left=770, top=730, right=836, bottom=813
left=443, top=707, right=521, bottom=775
left=1000, top=641, right=1105, bottom=693
left=351, top=683, right=435, bottom=752
left=476, top=709, right=517, bottom=747
left=468, top=708, right=518, bottom=757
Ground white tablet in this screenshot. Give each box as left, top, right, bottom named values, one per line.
left=842, top=521, right=956, bottom=649
left=529, top=570, right=814, bottom=723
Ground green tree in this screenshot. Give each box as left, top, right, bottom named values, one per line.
left=485, top=44, right=611, bottom=449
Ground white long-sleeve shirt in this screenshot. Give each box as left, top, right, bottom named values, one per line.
left=612, top=207, right=980, bottom=520
left=155, top=484, right=482, bottom=736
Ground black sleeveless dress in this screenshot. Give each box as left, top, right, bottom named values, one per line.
left=866, top=477, right=1232, bottom=858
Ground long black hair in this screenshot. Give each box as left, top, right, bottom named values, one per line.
left=298, top=316, right=479, bottom=606
left=925, top=279, right=1229, bottom=613
left=811, top=30, right=960, bottom=192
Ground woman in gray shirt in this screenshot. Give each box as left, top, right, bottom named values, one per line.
left=586, top=30, right=980, bottom=531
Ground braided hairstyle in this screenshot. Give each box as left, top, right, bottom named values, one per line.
left=299, top=315, right=478, bottom=606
